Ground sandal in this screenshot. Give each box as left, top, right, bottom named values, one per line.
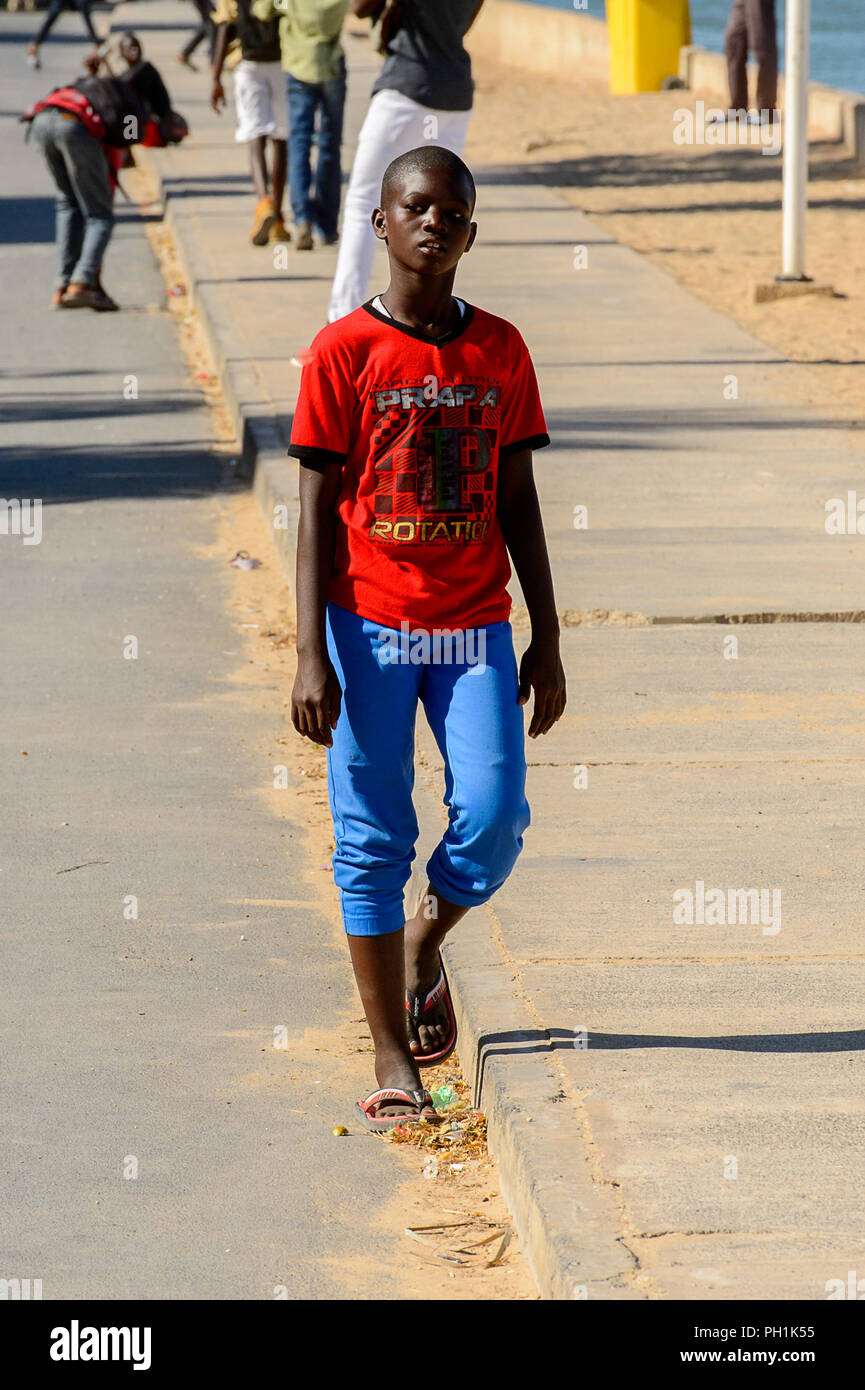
left=406, top=955, right=457, bottom=1067
left=355, top=1086, right=437, bottom=1133
left=60, top=282, right=118, bottom=312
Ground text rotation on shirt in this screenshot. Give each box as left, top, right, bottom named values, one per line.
left=368, top=376, right=502, bottom=545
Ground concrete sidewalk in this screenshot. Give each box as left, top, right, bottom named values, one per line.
left=119, top=3, right=865, bottom=1300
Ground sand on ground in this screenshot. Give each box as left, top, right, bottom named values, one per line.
left=463, top=50, right=865, bottom=422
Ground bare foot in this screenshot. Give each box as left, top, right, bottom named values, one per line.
left=368, top=1045, right=438, bottom=1120
left=404, top=919, right=451, bottom=1058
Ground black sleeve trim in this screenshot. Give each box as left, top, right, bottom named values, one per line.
left=287, top=444, right=347, bottom=466
left=499, top=432, right=551, bottom=458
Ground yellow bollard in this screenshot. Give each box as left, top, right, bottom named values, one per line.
left=608, top=0, right=691, bottom=94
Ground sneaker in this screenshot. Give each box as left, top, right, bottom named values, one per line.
left=268, top=217, right=291, bottom=243
left=318, top=230, right=339, bottom=247
left=27, top=44, right=41, bottom=70
left=60, top=282, right=119, bottom=312
left=294, top=221, right=313, bottom=251
left=707, top=109, right=747, bottom=126
left=251, top=195, right=276, bottom=246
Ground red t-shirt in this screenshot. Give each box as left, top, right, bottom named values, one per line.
left=288, top=300, right=550, bottom=632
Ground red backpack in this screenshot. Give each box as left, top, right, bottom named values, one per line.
left=25, top=87, right=106, bottom=141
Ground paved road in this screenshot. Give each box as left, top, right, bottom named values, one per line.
left=0, top=12, right=443, bottom=1301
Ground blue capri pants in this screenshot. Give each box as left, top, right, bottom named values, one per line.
left=324, top=600, right=531, bottom=936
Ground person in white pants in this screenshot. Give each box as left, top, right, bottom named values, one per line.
left=329, top=0, right=483, bottom=323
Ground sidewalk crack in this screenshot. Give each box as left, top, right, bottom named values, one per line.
left=513, top=606, right=865, bottom=628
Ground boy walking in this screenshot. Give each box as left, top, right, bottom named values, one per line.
left=253, top=0, right=349, bottom=251
left=211, top=0, right=290, bottom=245
left=289, top=146, right=565, bottom=1128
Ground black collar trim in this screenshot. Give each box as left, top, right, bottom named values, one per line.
left=362, top=298, right=475, bottom=347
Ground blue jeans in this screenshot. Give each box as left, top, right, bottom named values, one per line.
left=324, top=601, right=531, bottom=937
left=33, top=0, right=99, bottom=46
left=32, top=108, right=114, bottom=289
left=286, top=58, right=346, bottom=238
left=180, top=0, right=216, bottom=63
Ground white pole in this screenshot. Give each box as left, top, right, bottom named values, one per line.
left=780, top=0, right=810, bottom=279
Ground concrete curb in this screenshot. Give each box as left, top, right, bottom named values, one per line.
left=403, top=801, right=633, bottom=1300
left=142, top=169, right=301, bottom=577
left=137, top=145, right=625, bottom=1303
left=467, top=0, right=608, bottom=79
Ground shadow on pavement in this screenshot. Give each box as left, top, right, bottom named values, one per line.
left=1, top=391, right=202, bottom=427
left=551, top=1027, right=865, bottom=1052
left=0, top=195, right=55, bottom=245
left=1, top=441, right=226, bottom=502
left=472, top=1026, right=865, bottom=1099
left=474, top=146, right=860, bottom=194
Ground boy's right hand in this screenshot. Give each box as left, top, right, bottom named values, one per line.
left=210, top=79, right=225, bottom=114
left=291, top=654, right=342, bottom=748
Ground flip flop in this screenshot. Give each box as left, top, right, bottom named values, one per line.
left=355, top=1086, right=437, bottom=1132
left=406, top=956, right=458, bottom=1067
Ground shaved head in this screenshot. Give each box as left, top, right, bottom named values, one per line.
left=380, top=146, right=476, bottom=212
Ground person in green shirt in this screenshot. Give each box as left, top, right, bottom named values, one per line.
left=252, top=0, right=349, bottom=250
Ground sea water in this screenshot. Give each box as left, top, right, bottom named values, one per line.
left=526, top=0, right=864, bottom=96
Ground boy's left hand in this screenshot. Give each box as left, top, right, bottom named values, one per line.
left=517, top=636, right=567, bottom=738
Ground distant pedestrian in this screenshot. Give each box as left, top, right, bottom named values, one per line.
left=24, top=71, right=149, bottom=310
left=27, top=0, right=102, bottom=71
left=177, top=0, right=217, bottom=71
left=118, top=32, right=173, bottom=128
left=724, top=0, right=778, bottom=118
left=118, top=32, right=189, bottom=147
left=253, top=0, right=349, bottom=251
left=211, top=0, right=289, bottom=245
left=328, top=0, right=484, bottom=323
